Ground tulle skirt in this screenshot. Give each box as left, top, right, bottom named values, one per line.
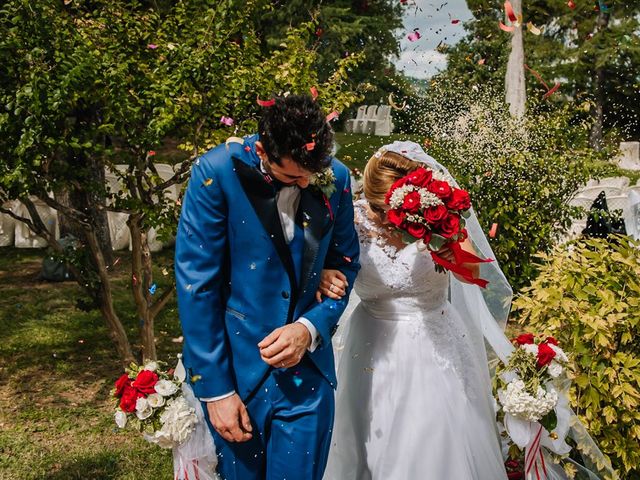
left=324, top=301, right=508, bottom=480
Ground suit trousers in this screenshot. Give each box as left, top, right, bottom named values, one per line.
left=203, top=356, right=335, bottom=480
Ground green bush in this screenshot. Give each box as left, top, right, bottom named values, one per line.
left=513, top=236, right=640, bottom=477
left=404, top=82, right=611, bottom=289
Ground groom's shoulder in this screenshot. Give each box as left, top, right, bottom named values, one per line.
left=330, top=157, right=350, bottom=183
left=195, top=135, right=258, bottom=175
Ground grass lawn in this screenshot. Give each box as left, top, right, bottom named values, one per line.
left=0, top=247, right=182, bottom=479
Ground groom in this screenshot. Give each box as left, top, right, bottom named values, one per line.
left=175, top=94, right=360, bottom=479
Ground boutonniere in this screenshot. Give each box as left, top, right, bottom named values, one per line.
left=309, top=167, right=336, bottom=198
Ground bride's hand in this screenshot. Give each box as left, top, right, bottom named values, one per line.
left=316, top=269, right=348, bottom=303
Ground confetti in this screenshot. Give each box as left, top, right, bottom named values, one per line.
left=310, top=86, right=319, bottom=99
left=542, top=82, right=561, bottom=100
left=225, top=137, right=244, bottom=150
left=499, top=22, right=515, bottom=32
left=132, top=274, right=137, bottom=285
left=504, top=1, right=518, bottom=23
left=149, top=283, right=157, bottom=295
left=191, top=375, right=202, bottom=383
left=257, top=96, right=276, bottom=107
left=478, top=58, right=486, bottom=65
left=162, top=268, right=169, bottom=276
left=489, top=223, right=499, bottom=238
left=305, top=141, right=316, bottom=151
left=527, top=22, right=542, bottom=35
left=203, top=178, right=213, bottom=187
left=407, top=28, right=421, bottom=42
left=220, top=116, right=234, bottom=126
left=147, top=44, right=158, bottom=49
left=148, top=150, right=156, bottom=157
left=171, top=336, right=184, bottom=343
left=315, top=28, right=324, bottom=37
left=326, top=111, right=340, bottom=122
left=293, top=376, right=303, bottom=387
left=343, top=256, right=352, bottom=263
left=449, top=14, right=460, bottom=24
left=567, top=0, right=575, bottom=8
left=388, top=93, right=407, bottom=111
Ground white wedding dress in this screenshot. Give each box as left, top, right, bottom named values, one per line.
left=324, top=199, right=508, bottom=480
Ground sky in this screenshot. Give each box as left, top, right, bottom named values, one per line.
left=393, top=0, right=474, bottom=79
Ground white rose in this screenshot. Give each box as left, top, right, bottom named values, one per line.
left=114, top=410, right=128, bottom=429
left=154, top=379, right=179, bottom=397
left=147, top=393, right=165, bottom=408
left=522, top=343, right=539, bottom=356
left=143, top=361, right=159, bottom=372
left=135, top=397, right=153, bottom=420
left=548, top=361, right=564, bottom=378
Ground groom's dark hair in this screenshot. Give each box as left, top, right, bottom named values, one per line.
left=258, top=94, right=334, bottom=173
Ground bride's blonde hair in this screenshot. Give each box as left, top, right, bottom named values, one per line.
left=363, top=150, right=422, bottom=210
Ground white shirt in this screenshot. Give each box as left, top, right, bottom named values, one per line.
left=200, top=162, right=321, bottom=402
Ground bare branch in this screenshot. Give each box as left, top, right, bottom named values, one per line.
left=149, top=286, right=175, bottom=319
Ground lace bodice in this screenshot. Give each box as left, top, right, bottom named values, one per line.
left=353, top=199, right=449, bottom=315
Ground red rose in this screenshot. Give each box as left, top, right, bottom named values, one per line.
left=537, top=342, right=557, bottom=368
left=458, top=228, right=469, bottom=241
left=514, top=333, right=535, bottom=345
left=402, top=191, right=422, bottom=213
left=438, top=213, right=461, bottom=239
left=423, top=204, right=448, bottom=224
left=119, top=385, right=144, bottom=413
left=387, top=209, right=406, bottom=227
left=407, top=222, right=427, bottom=239
left=114, top=373, right=132, bottom=398
left=422, top=230, right=432, bottom=244
left=406, top=167, right=433, bottom=187
left=131, top=370, right=159, bottom=395
left=446, top=188, right=471, bottom=211
left=545, top=336, right=559, bottom=346
left=427, top=180, right=452, bottom=200
left=385, top=177, right=407, bottom=204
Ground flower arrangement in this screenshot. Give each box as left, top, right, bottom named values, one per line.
left=384, top=165, right=491, bottom=286
left=496, top=334, right=572, bottom=479
left=309, top=167, right=336, bottom=198
left=112, top=358, right=198, bottom=449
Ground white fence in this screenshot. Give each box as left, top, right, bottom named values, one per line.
left=0, top=164, right=180, bottom=250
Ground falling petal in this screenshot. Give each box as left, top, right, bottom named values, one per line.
left=220, top=116, right=234, bottom=126
left=489, top=223, right=499, bottom=238
left=147, top=44, right=158, bottom=49
left=310, top=86, right=319, bottom=99
left=326, top=111, right=340, bottom=122
left=567, top=0, right=575, bottom=8
left=478, top=58, right=486, bottom=65
left=499, top=22, right=515, bottom=32
left=527, top=22, right=542, bottom=35
left=407, top=29, right=421, bottom=42
left=148, top=150, right=156, bottom=156
left=305, top=141, right=316, bottom=151
left=257, top=96, right=276, bottom=107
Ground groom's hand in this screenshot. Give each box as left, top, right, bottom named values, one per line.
left=206, top=394, right=253, bottom=443
left=258, top=323, right=311, bottom=369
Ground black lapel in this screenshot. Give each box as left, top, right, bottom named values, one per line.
left=296, top=188, right=332, bottom=298
left=232, top=156, right=298, bottom=293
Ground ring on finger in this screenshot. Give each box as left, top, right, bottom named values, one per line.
left=329, top=284, right=336, bottom=293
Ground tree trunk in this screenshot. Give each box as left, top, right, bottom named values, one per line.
left=504, top=0, right=526, bottom=118
left=589, top=9, right=610, bottom=151
left=129, top=213, right=157, bottom=361
left=85, top=227, right=135, bottom=364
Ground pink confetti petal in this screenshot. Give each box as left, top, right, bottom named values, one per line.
left=147, top=44, right=158, bottom=50
left=326, top=111, right=340, bottom=122
left=499, top=21, right=515, bottom=32
left=478, top=58, right=486, bottom=65
left=310, top=86, right=319, bottom=99
left=148, top=150, right=156, bottom=156
left=489, top=223, right=499, bottom=238
left=305, top=141, right=316, bottom=151
left=220, top=116, right=234, bottom=126
left=504, top=1, right=518, bottom=23
left=567, top=0, right=575, bottom=8
left=257, top=96, right=276, bottom=107
left=408, top=29, right=421, bottom=42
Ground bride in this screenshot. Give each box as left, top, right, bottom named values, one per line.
left=321, top=141, right=510, bottom=479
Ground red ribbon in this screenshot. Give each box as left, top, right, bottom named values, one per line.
left=524, top=424, right=548, bottom=480
left=323, top=194, right=334, bottom=221
left=430, top=241, right=492, bottom=288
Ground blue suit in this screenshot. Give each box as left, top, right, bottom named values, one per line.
left=175, top=134, right=360, bottom=479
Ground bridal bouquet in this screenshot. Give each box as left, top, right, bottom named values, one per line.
left=496, top=334, right=572, bottom=479
left=384, top=166, right=491, bottom=286
left=112, top=358, right=198, bottom=449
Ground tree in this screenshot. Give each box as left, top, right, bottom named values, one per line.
left=0, top=0, right=362, bottom=364
left=436, top=0, right=640, bottom=142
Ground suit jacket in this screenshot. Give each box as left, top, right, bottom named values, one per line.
left=175, top=134, right=361, bottom=400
